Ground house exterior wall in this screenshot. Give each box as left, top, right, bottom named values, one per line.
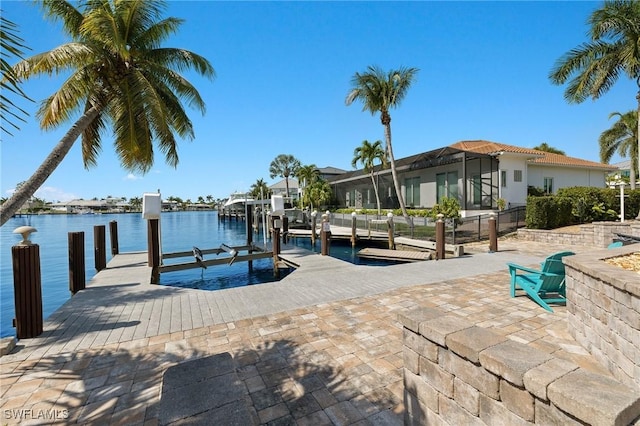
left=497, top=155, right=529, bottom=207
left=527, top=165, right=607, bottom=194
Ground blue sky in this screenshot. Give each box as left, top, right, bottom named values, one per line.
left=1, top=1, right=635, bottom=204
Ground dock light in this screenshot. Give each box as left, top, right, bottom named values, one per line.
left=387, top=212, right=393, bottom=218
left=436, top=213, right=444, bottom=221
left=13, top=226, right=37, bottom=246
left=311, top=210, right=317, bottom=218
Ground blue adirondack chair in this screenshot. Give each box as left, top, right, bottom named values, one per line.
left=507, top=251, right=575, bottom=312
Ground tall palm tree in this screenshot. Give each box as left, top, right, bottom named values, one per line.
left=599, top=110, right=638, bottom=186
left=346, top=65, right=419, bottom=223
left=549, top=0, right=640, bottom=189
left=1, top=13, right=33, bottom=135
left=269, top=154, right=301, bottom=198
left=296, top=164, right=319, bottom=209
left=0, top=0, right=215, bottom=226
left=351, top=139, right=387, bottom=214
left=250, top=178, right=271, bottom=199
left=532, top=142, right=565, bottom=155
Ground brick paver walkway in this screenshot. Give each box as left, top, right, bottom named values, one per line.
left=0, top=239, right=610, bottom=425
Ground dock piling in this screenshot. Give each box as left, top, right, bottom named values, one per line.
left=11, top=227, right=43, bottom=339
left=68, top=232, right=86, bottom=295
left=94, top=225, right=107, bottom=271
left=109, top=220, right=119, bottom=255
left=489, top=213, right=498, bottom=253
left=435, top=214, right=445, bottom=260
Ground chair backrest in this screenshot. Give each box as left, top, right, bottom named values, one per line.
left=540, top=251, right=575, bottom=275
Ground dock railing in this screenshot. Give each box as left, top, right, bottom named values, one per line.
left=328, top=206, right=526, bottom=245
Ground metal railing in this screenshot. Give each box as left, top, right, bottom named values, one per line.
left=329, top=206, right=527, bottom=245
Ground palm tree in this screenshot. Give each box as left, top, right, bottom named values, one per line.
left=296, top=164, right=319, bottom=209
left=1, top=13, right=33, bottom=135
left=346, top=65, right=419, bottom=223
left=549, top=0, right=640, bottom=189
left=533, top=142, right=565, bottom=155
left=599, top=110, right=638, bottom=186
left=250, top=178, right=271, bottom=199
left=351, top=139, right=387, bottom=214
left=269, top=154, right=301, bottom=198
left=306, top=179, right=332, bottom=211
left=0, top=0, right=215, bottom=226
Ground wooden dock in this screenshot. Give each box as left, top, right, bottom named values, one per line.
left=357, top=247, right=432, bottom=262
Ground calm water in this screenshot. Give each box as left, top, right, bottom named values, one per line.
left=0, top=211, right=282, bottom=338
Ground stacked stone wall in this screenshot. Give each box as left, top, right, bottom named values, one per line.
left=518, top=222, right=640, bottom=248
left=564, top=245, right=640, bottom=389
left=400, top=307, right=640, bottom=425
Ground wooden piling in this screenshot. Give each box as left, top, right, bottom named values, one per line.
left=246, top=204, right=254, bottom=272
left=351, top=213, right=357, bottom=248
left=282, top=216, right=289, bottom=244
left=68, top=232, right=86, bottom=295
left=489, top=215, right=498, bottom=253
left=147, top=218, right=160, bottom=283
left=94, top=225, right=106, bottom=271
left=435, top=215, right=445, bottom=260
left=321, top=213, right=331, bottom=256
left=387, top=214, right=395, bottom=250
left=11, top=244, right=43, bottom=339
left=109, top=220, right=119, bottom=255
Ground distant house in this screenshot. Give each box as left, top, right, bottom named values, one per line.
left=51, top=198, right=131, bottom=213
left=328, top=140, right=616, bottom=217
left=270, top=178, right=299, bottom=203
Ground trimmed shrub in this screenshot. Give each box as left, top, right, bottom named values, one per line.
left=525, top=196, right=573, bottom=229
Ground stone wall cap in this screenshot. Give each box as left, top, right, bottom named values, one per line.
left=548, top=369, right=640, bottom=426
left=523, top=358, right=579, bottom=401
left=564, top=246, right=640, bottom=296
left=419, top=315, right=473, bottom=347
left=398, top=306, right=441, bottom=333
left=445, top=326, right=507, bottom=364
left=479, top=340, right=553, bottom=387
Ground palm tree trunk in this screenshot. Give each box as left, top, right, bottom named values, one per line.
left=370, top=171, right=381, bottom=215
left=0, top=106, right=100, bottom=226
left=384, top=122, right=410, bottom=224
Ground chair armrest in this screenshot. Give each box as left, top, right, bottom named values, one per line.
left=507, top=263, right=542, bottom=275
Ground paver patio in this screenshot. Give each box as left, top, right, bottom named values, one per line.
left=0, top=238, right=613, bottom=425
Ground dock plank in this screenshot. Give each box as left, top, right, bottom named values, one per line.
left=357, top=248, right=432, bottom=262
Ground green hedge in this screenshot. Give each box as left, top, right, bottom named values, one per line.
left=526, top=187, right=640, bottom=229
left=525, top=196, right=573, bottom=229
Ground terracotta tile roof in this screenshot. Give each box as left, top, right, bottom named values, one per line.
left=450, top=140, right=616, bottom=171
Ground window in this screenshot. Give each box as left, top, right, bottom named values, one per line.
left=405, top=177, right=420, bottom=207
left=543, top=177, right=554, bottom=194
left=436, top=172, right=458, bottom=203
left=514, top=170, right=523, bottom=182
left=472, top=175, right=482, bottom=205
left=500, top=170, right=507, bottom=188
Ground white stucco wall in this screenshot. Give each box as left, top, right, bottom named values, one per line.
left=498, top=155, right=530, bottom=207
left=527, top=165, right=608, bottom=193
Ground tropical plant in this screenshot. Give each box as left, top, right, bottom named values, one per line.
left=351, top=139, right=387, bottom=214
left=549, top=0, right=640, bottom=189
left=533, top=142, right=565, bottom=155
left=305, top=179, right=332, bottom=211
left=0, top=13, right=33, bottom=135
left=429, top=196, right=462, bottom=225
left=0, top=0, right=215, bottom=226
left=296, top=164, right=319, bottom=209
left=346, top=65, right=419, bottom=224
left=269, top=154, right=301, bottom=198
left=250, top=178, right=271, bottom=199
left=599, top=110, right=638, bottom=187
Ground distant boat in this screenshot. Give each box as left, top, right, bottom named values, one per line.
left=223, top=193, right=254, bottom=212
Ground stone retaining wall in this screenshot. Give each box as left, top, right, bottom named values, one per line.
left=564, top=245, right=640, bottom=389
left=399, top=307, right=640, bottom=425
left=517, top=222, right=640, bottom=248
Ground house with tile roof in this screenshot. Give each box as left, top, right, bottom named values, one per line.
left=327, top=140, right=616, bottom=217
